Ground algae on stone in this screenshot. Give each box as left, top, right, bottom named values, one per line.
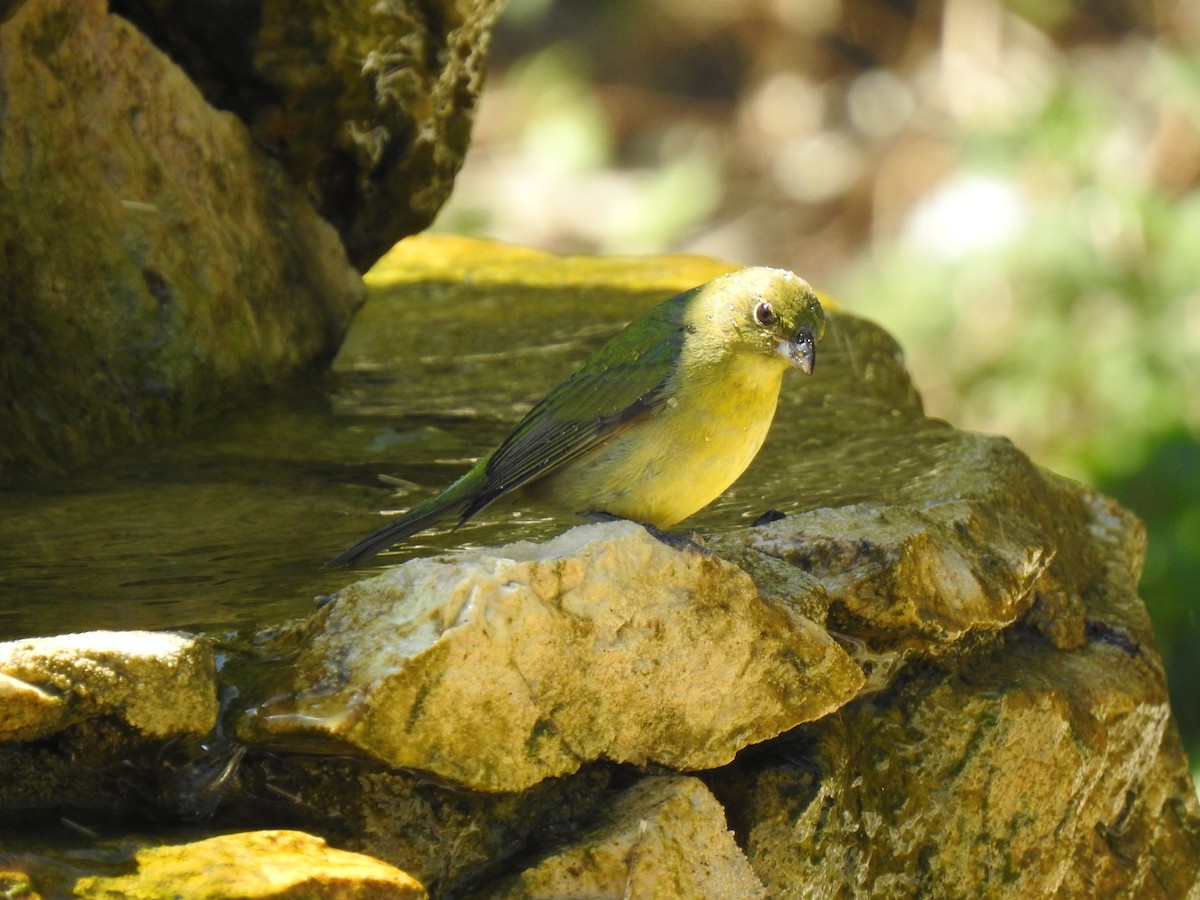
left=0, top=0, right=363, bottom=483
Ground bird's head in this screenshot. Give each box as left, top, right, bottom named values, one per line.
left=690, top=267, right=827, bottom=376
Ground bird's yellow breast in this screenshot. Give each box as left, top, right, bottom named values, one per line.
left=523, top=350, right=788, bottom=527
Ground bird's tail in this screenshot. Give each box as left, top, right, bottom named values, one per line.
left=325, top=470, right=479, bottom=568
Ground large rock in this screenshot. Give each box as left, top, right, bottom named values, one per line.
left=714, top=484, right=1200, bottom=898
left=113, top=0, right=506, bottom=271
left=0, top=0, right=364, bottom=483
left=0, top=239, right=1196, bottom=896
left=232, top=521, right=865, bottom=792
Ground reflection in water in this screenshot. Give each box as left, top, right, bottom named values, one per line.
left=0, top=276, right=931, bottom=640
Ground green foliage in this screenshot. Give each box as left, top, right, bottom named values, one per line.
left=833, top=43, right=1200, bottom=759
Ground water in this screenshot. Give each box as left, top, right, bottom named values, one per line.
left=0, top=267, right=938, bottom=640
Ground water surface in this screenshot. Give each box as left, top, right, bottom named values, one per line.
left=0, top=258, right=936, bottom=639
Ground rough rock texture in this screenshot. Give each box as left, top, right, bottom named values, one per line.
left=0, top=830, right=427, bottom=899
left=0, top=630, right=220, bottom=818
left=233, top=521, right=865, bottom=792
left=711, top=483, right=1200, bottom=899
left=474, top=776, right=765, bottom=899
left=0, top=0, right=365, bottom=484
left=720, top=637, right=1200, bottom=899
left=0, top=240, right=1198, bottom=897
left=113, top=0, right=506, bottom=272
left=713, top=428, right=1093, bottom=671
left=0, top=630, right=216, bottom=742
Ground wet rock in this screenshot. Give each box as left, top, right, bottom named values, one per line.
left=0, top=0, right=363, bottom=483
left=717, top=428, right=1086, bottom=661
left=233, top=521, right=865, bottom=792
left=1, top=238, right=1197, bottom=896
left=712, top=483, right=1200, bottom=898
left=0, top=631, right=216, bottom=743
left=1, top=829, right=426, bottom=898
left=474, top=776, right=765, bottom=899
left=113, top=0, right=505, bottom=271
left=0, top=630, right=220, bottom=817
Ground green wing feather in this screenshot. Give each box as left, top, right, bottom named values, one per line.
left=462, top=291, right=691, bottom=516
left=327, top=289, right=692, bottom=567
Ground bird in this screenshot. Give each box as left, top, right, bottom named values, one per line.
left=328, top=266, right=827, bottom=567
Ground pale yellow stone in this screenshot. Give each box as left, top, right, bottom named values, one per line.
left=0, top=630, right=217, bottom=741
left=236, top=521, right=864, bottom=791
left=70, top=830, right=426, bottom=899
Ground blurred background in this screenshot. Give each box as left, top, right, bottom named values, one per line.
left=432, top=0, right=1200, bottom=777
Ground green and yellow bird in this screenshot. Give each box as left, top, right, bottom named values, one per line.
left=329, top=266, right=827, bottom=567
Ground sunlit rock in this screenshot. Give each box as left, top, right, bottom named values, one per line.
left=0, top=630, right=219, bottom=816
left=713, top=482, right=1200, bottom=898
left=1, top=830, right=426, bottom=899
left=233, top=521, right=865, bottom=792
left=734, top=431, right=1077, bottom=647
left=0, top=631, right=216, bottom=742
left=477, top=776, right=765, bottom=898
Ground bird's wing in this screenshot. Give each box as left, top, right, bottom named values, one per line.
left=457, top=294, right=690, bottom=520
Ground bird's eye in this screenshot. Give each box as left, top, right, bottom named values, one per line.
left=754, top=301, right=777, bottom=327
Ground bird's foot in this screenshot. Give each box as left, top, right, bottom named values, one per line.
left=644, top=523, right=710, bottom=555
left=584, top=511, right=709, bottom=554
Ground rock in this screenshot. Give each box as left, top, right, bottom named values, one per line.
left=712, top=482, right=1200, bottom=898
left=721, top=637, right=1200, bottom=897
left=0, top=0, right=364, bottom=484
left=0, top=630, right=217, bottom=743
left=232, top=521, right=865, bottom=792
left=113, top=0, right=506, bottom=271
left=220, top=759, right=614, bottom=899
left=0, top=630, right=221, bottom=818
left=1, top=238, right=1198, bottom=896
left=1, top=829, right=427, bottom=898
left=475, top=776, right=765, bottom=899
left=722, top=429, right=1084, bottom=651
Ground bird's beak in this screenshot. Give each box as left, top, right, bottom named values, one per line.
left=779, top=326, right=817, bottom=375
